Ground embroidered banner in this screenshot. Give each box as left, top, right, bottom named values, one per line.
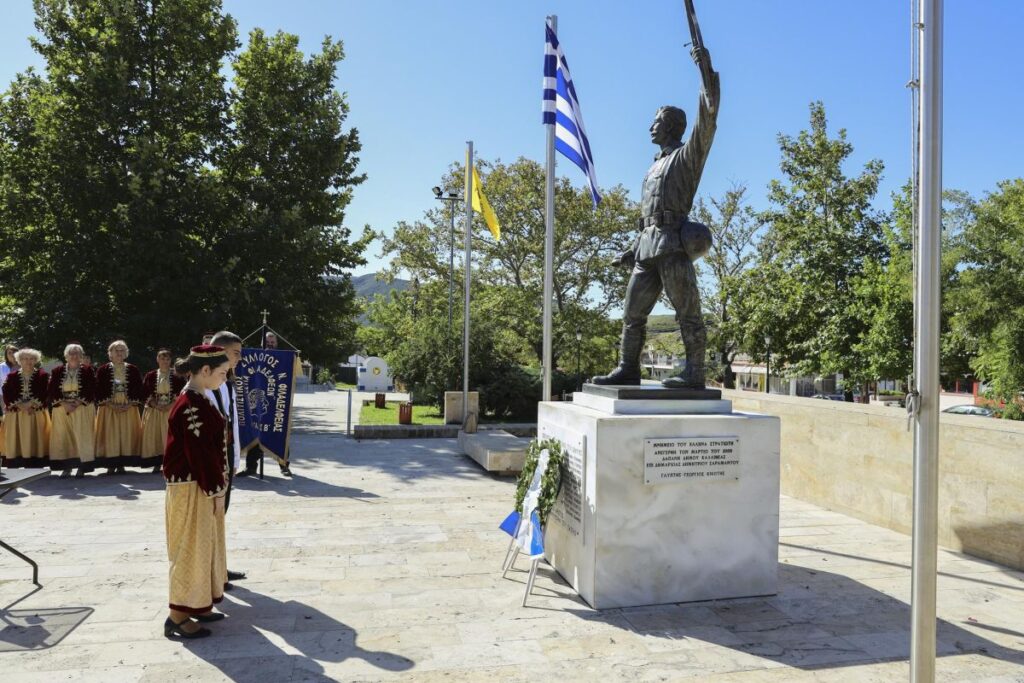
left=235, top=348, right=300, bottom=464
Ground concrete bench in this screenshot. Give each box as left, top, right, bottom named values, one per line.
left=457, top=430, right=530, bottom=474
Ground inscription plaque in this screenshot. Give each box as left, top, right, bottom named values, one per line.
left=644, top=436, right=740, bottom=485
left=539, top=423, right=586, bottom=542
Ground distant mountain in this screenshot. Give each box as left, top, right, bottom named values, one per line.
left=350, top=273, right=411, bottom=325
left=352, top=272, right=410, bottom=301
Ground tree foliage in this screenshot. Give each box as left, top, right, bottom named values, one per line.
left=693, top=184, right=762, bottom=388
left=742, top=102, right=886, bottom=392
left=953, top=179, right=1024, bottom=398
left=376, top=157, right=635, bottom=367
left=0, top=1, right=366, bottom=366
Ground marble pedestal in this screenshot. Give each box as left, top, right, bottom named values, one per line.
left=539, top=400, right=780, bottom=609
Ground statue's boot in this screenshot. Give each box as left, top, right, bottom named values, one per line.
left=591, top=328, right=643, bottom=386
left=662, top=323, right=706, bottom=389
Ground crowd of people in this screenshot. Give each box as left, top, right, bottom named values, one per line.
left=0, top=340, right=187, bottom=476
left=1, top=331, right=262, bottom=638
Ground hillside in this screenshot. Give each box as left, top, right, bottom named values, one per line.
left=353, top=272, right=410, bottom=300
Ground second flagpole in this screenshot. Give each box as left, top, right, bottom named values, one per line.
left=463, top=141, right=475, bottom=422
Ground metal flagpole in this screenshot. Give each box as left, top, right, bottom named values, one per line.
left=463, top=141, right=475, bottom=422
left=542, top=15, right=557, bottom=402
left=910, top=0, right=942, bottom=680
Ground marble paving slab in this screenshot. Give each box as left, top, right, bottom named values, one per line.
left=0, top=387, right=1021, bottom=681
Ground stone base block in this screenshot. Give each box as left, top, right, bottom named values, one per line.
left=458, top=429, right=529, bottom=474
left=444, top=391, right=479, bottom=425
left=572, top=391, right=732, bottom=415
left=539, top=401, right=780, bottom=609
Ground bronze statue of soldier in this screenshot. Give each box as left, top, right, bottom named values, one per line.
left=592, top=35, right=720, bottom=389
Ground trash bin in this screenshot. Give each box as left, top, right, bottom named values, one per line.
left=398, top=402, right=413, bottom=425
left=375, top=392, right=386, bottom=409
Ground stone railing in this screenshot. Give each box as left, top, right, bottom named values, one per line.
left=723, top=389, right=1024, bottom=570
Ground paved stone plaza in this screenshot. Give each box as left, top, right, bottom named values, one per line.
left=1, top=389, right=1022, bottom=682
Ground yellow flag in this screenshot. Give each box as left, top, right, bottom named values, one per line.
left=468, top=164, right=501, bottom=240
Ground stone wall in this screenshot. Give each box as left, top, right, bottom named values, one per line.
left=723, top=389, right=1024, bottom=570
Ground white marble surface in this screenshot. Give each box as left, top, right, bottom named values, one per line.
left=541, top=402, right=781, bottom=609
left=571, top=391, right=732, bottom=415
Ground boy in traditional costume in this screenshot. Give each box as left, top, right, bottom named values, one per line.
left=1, top=348, right=50, bottom=467
left=162, top=344, right=231, bottom=639
left=94, top=340, right=143, bottom=472
left=47, top=343, right=96, bottom=477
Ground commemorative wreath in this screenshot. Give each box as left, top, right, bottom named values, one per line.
left=514, top=438, right=565, bottom=527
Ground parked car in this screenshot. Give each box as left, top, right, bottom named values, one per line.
left=811, top=393, right=846, bottom=401
left=941, top=404, right=994, bottom=417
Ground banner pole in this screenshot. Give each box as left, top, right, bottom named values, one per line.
left=542, top=15, right=557, bottom=403
left=463, top=141, right=475, bottom=423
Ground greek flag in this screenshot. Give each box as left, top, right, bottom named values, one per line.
left=542, top=19, right=601, bottom=207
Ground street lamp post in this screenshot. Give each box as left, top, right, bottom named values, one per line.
left=575, top=329, right=583, bottom=391
left=432, top=187, right=463, bottom=341
left=765, top=335, right=772, bottom=394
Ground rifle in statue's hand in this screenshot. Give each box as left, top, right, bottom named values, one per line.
left=684, top=0, right=714, bottom=87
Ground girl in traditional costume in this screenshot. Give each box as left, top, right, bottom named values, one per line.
left=1, top=348, right=50, bottom=467
left=47, top=343, right=97, bottom=477
left=94, top=340, right=144, bottom=473
left=141, top=349, right=185, bottom=471
left=163, top=344, right=231, bottom=639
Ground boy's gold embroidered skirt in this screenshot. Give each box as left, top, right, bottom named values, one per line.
left=165, top=482, right=227, bottom=614
left=3, top=410, right=50, bottom=467
left=50, top=404, right=96, bottom=468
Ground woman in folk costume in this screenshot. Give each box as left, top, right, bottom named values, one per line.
left=163, top=345, right=231, bottom=639
left=1, top=348, right=50, bottom=467
left=94, top=340, right=144, bottom=473
left=0, top=344, right=18, bottom=449
left=47, top=343, right=97, bottom=477
left=141, top=348, right=185, bottom=471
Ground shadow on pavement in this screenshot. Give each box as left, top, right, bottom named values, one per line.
left=0, top=586, right=93, bottom=652
left=230, top=471, right=380, bottom=501
left=181, top=586, right=414, bottom=681
left=510, top=560, right=1024, bottom=671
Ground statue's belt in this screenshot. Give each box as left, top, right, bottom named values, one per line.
left=638, top=211, right=687, bottom=229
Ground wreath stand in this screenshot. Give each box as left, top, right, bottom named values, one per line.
left=501, top=518, right=542, bottom=607
left=498, top=439, right=562, bottom=607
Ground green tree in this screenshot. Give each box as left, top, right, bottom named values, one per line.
left=0, top=0, right=237, bottom=361
left=952, top=179, right=1024, bottom=399
left=0, top=2, right=366, bottom=366
left=743, top=102, right=886, bottom=398
left=359, top=279, right=583, bottom=417
left=692, top=183, right=762, bottom=388
left=376, top=157, right=634, bottom=368
left=852, top=184, right=974, bottom=388
left=219, top=29, right=369, bottom=363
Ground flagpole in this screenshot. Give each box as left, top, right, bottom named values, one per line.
left=910, top=0, right=942, bottom=680
left=542, top=15, right=557, bottom=402
left=463, top=141, right=475, bottom=422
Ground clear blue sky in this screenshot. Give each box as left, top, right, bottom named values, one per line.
left=2, top=1, right=1022, bottom=282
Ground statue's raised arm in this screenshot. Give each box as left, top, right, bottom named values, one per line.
left=683, top=0, right=719, bottom=180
